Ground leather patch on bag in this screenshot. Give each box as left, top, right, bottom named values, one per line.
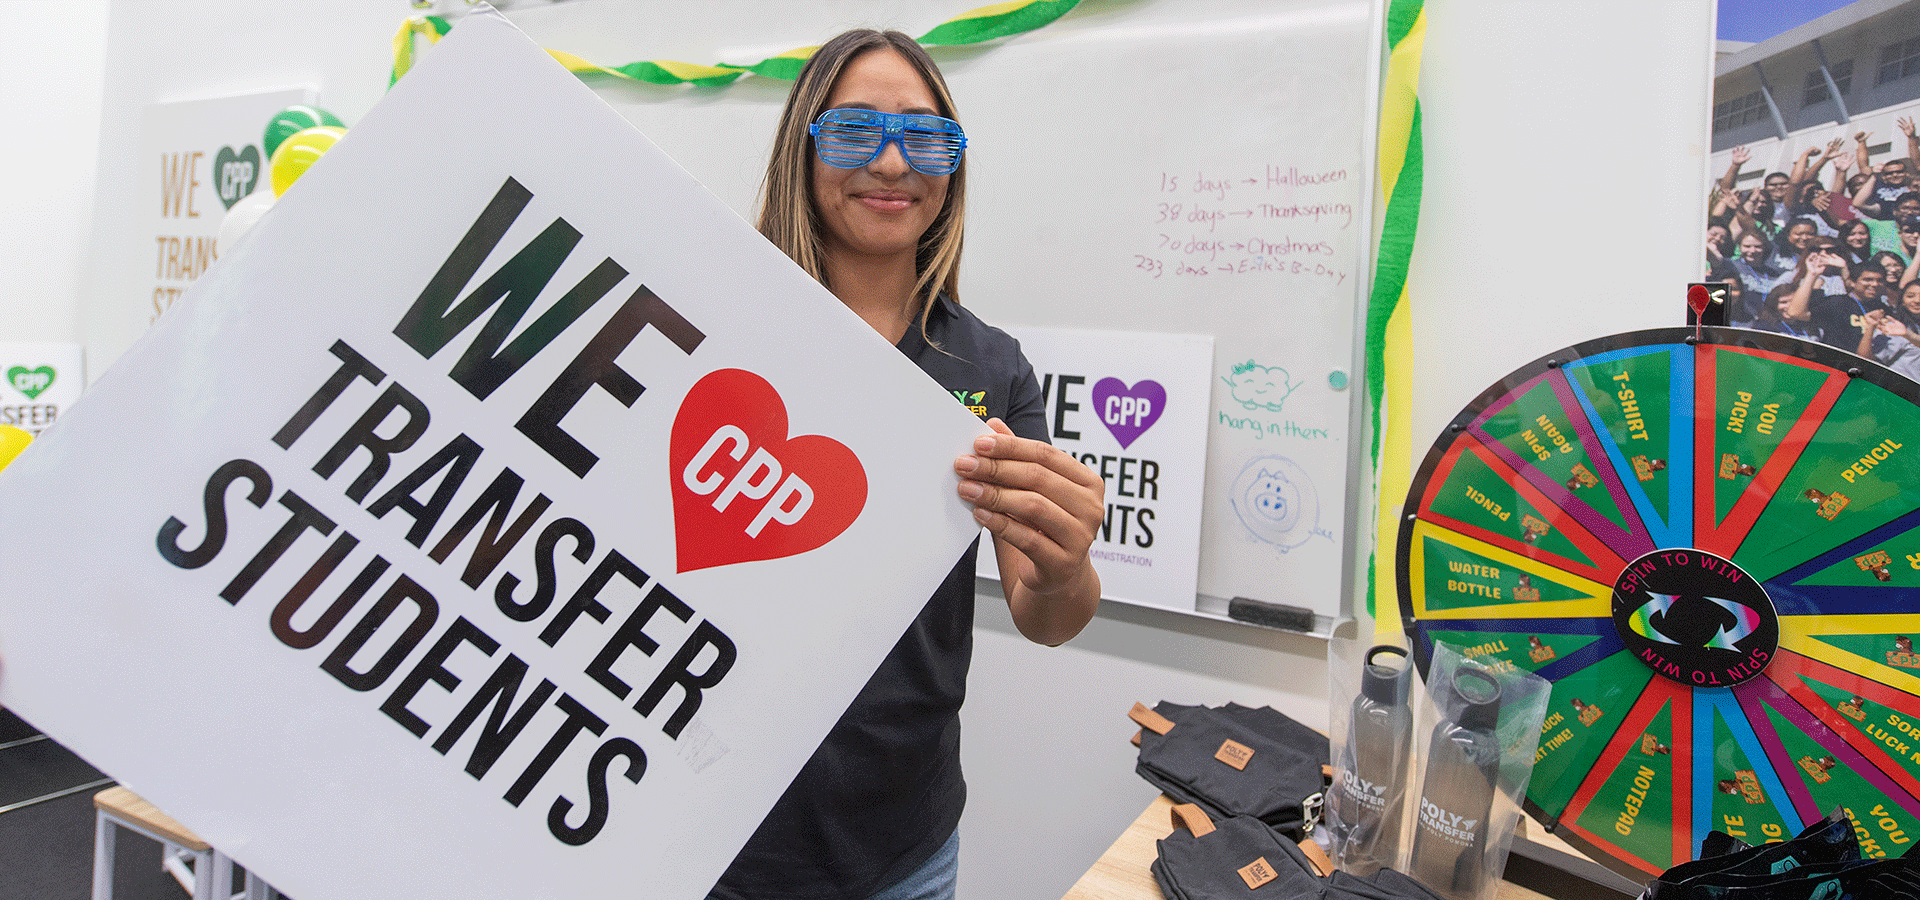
left=1299, top=838, right=1335, bottom=876
left=1129, top=702, right=1176, bottom=735
left=1171, top=803, right=1216, bottom=837
left=1237, top=856, right=1279, bottom=889
left=1215, top=738, right=1254, bottom=770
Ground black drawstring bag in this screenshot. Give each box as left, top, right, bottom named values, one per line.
left=1639, top=808, right=1920, bottom=900
left=1152, top=803, right=1329, bottom=899
left=1130, top=701, right=1331, bottom=840
left=1640, top=810, right=1856, bottom=899
left=1657, top=856, right=1920, bottom=900
left=1152, top=803, right=1448, bottom=900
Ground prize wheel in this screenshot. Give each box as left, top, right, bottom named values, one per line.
left=1398, top=326, right=1920, bottom=881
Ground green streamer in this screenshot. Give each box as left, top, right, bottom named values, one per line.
left=392, top=0, right=1085, bottom=88
left=918, top=0, right=1083, bottom=45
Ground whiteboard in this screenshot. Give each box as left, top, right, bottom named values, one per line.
left=504, top=0, right=1374, bottom=619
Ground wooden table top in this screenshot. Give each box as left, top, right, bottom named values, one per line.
left=93, top=786, right=210, bottom=851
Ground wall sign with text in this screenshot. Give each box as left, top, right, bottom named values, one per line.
left=0, top=342, right=83, bottom=437
left=978, top=327, right=1211, bottom=613
left=141, top=87, right=315, bottom=326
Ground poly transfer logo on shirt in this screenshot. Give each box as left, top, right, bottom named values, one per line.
left=950, top=388, right=987, bottom=417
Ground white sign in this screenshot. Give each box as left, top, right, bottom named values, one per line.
left=0, top=342, right=83, bottom=436
left=0, top=12, right=985, bottom=900
left=142, top=86, right=315, bottom=325
left=980, top=327, right=1211, bottom=612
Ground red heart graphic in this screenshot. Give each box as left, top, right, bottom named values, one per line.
left=669, top=368, right=867, bottom=573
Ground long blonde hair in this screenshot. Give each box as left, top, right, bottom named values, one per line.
left=757, top=30, right=967, bottom=336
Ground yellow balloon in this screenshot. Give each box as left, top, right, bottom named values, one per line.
left=0, top=425, right=31, bottom=473
left=269, top=125, right=347, bottom=195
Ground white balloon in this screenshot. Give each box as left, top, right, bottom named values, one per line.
left=216, top=189, right=277, bottom=257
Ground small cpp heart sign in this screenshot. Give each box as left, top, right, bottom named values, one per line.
left=7, top=366, right=55, bottom=400
left=669, top=368, right=868, bottom=573
left=214, top=145, right=261, bottom=210
left=1091, top=377, right=1166, bottom=449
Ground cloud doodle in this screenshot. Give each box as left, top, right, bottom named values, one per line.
left=1222, top=360, right=1302, bottom=413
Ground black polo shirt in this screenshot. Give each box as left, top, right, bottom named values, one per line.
left=709, top=296, right=1047, bottom=900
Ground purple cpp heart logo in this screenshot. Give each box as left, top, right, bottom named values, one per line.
left=1091, top=377, right=1166, bottom=449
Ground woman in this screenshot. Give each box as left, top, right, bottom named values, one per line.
left=1901, top=215, right=1920, bottom=268
left=1871, top=249, right=1908, bottom=290
left=1809, top=235, right=1848, bottom=296
left=1786, top=181, right=1840, bottom=237
left=1705, top=222, right=1735, bottom=267
left=1872, top=280, right=1920, bottom=383
left=1748, top=284, right=1819, bottom=341
left=1729, top=188, right=1778, bottom=247
left=710, top=30, right=1104, bottom=900
left=1896, top=280, right=1920, bottom=327
left=1839, top=218, right=1874, bottom=265
left=1769, top=216, right=1821, bottom=274
left=1729, top=231, right=1783, bottom=310
left=1747, top=264, right=1822, bottom=343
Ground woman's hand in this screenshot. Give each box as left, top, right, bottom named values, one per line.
left=954, top=418, right=1104, bottom=644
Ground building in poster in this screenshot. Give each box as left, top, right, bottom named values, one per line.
left=1712, top=0, right=1920, bottom=156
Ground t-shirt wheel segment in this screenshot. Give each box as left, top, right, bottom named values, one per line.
left=1397, top=326, right=1920, bottom=883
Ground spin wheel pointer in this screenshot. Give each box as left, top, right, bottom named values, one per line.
left=1399, top=327, right=1920, bottom=880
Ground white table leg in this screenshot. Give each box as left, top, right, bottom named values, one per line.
left=92, top=812, right=117, bottom=900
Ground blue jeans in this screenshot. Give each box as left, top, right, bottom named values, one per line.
left=867, top=829, right=959, bottom=900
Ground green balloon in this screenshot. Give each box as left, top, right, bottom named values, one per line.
left=263, top=105, right=344, bottom=159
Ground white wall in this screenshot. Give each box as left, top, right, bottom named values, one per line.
left=0, top=0, right=109, bottom=346
left=80, top=0, right=400, bottom=374
left=1407, top=1, right=1712, bottom=456
left=14, top=0, right=1711, bottom=897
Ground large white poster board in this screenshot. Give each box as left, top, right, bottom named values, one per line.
left=0, top=11, right=987, bottom=900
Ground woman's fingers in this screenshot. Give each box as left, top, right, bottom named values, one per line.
left=954, top=419, right=1104, bottom=587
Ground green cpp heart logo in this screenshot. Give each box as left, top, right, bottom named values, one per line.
left=213, top=144, right=261, bottom=210
left=8, top=366, right=55, bottom=400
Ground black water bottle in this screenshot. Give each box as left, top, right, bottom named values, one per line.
left=1407, top=666, right=1504, bottom=900
left=1337, top=644, right=1412, bottom=875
